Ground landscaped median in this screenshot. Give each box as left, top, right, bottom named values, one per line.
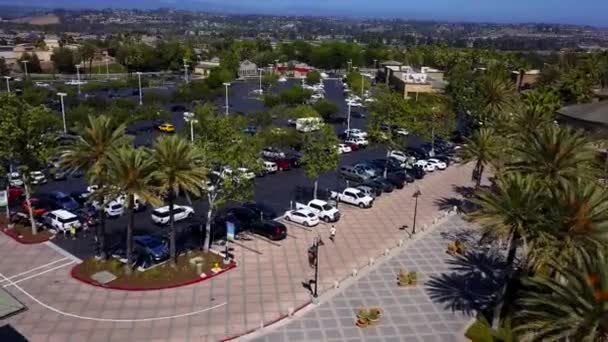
left=71, top=250, right=236, bottom=291
left=0, top=216, right=55, bottom=244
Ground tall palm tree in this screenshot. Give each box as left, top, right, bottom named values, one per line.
left=151, top=135, right=206, bottom=266
left=479, top=73, right=517, bottom=124
left=60, top=115, right=130, bottom=259
left=458, top=128, right=498, bottom=187
left=516, top=247, right=608, bottom=341
left=509, top=125, right=596, bottom=190
left=107, top=147, right=160, bottom=274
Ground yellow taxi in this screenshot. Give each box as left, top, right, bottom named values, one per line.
left=158, top=123, right=175, bottom=133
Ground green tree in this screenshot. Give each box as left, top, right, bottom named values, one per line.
left=280, top=85, right=313, bottom=106
left=516, top=247, right=608, bottom=341
left=107, top=147, right=160, bottom=274
left=346, top=71, right=370, bottom=96
left=18, top=53, right=42, bottom=74
left=0, top=57, right=8, bottom=77
left=306, top=70, right=322, bottom=85
left=78, top=41, right=97, bottom=73
left=0, top=94, right=60, bottom=234
left=60, top=115, right=131, bottom=258
left=262, top=72, right=278, bottom=89
left=313, top=100, right=339, bottom=122
left=301, top=125, right=339, bottom=199
left=51, top=47, right=76, bottom=73
left=151, top=135, right=206, bottom=265
left=458, top=128, right=498, bottom=187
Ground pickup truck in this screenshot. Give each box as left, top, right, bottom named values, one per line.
left=295, top=199, right=340, bottom=222
left=330, top=188, right=374, bottom=208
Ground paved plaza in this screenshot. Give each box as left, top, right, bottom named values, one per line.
left=0, top=163, right=476, bottom=342
left=250, top=216, right=476, bottom=342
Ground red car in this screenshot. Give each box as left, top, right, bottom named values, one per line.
left=22, top=198, right=51, bottom=217
left=8, top=186, right=23, bottom=204
left=347, top=142, right=360, bottom=151
left=274, top=158, right=291, bottom=171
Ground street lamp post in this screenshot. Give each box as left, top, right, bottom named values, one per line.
left=184, top=112, right=198, bottom=142
left=412, top=187, right=422, bottom=235
left=361, top=73, right=365, bottom=97
left=347, top=59, right=352, bottom=73
left=3, top=76, right=10, bottom=93
left=347, top=103, right=352, bottom=138
left=75, top=64, right=82, bottom=95
left=105, top=58, right=110, bottom=78
left=136, top=72, right=143, bottom=106
left=223, top=82, right=231, bottom=116
left=21, top=60, right=29, bottom=79
left=431, top=107, right=437, bottom=156
left=373, top=59, right=378, bottom=69
left=257, top=68, right=263, bottom=93
left=183, top=59, right=189, bottom=84
left=57, top=92, right=68, bottom=134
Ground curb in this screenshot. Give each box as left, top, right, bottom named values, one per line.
left=70, top=262, right=237, bottom=292
left=1, top=226, right=54, bottom=245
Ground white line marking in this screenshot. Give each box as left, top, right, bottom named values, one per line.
left=44, top=241, right=82, bottom=263
left=0, top=271, right=227, bottom=322
left=0, top=258, right=69, bottom=284
left=3, top=261, right=75, bottom=288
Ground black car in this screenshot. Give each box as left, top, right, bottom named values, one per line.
left=369, top=159, right=403, bottom=174
left=214, top=207, right=259, bottom=232
left=250, top=220, right=287, bottom=241
left=71, top=191, right=91, bottom=205
left=358, top=178, right=394, bottom=194
left=171, top=105, right=187, bottom=112
left=51, top=169, right=68, bottom=181
left=76, top=206, right=99, bottom=227
left=384, top=172, right=406, bottom=189
left=243, top=202, right=278, bottom=220
left=407, top=165, right=425, bottom=179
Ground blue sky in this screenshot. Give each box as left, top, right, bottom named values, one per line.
left=12, top=0, right=608, bottom=26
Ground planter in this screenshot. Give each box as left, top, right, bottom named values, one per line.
left=355, top=318, right=369, bottom=327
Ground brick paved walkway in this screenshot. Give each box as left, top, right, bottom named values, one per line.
left=250, top=215, right=476, bottom=342
left=0, top=163, right=475, bottom=342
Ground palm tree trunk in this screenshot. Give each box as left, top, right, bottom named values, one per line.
left=98, top=208, right=107, bottom=260
left=5, top=184, right=10, bottom=220
left=313, top=179, right=318, bottom=199
left=22, top=180, right=37, bottom=235
left=169, top=194, right=176, bottom=266
left=125, top=195, right=134, bottom=275
left=203, top=207, right=213, bottom=252
left=492, top=231, right=517, bottom=329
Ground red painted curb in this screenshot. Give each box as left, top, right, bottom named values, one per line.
left=1, top=226, right=53, bottom=245
left=220, top=299, right=312, bottom=341
left=70, top=262, right=237, bottom=291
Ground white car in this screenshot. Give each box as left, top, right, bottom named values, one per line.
left=337, top=144, right=352, bottom=154
left=345, top=137, right=369, bottom=147
left=263, top=161, right=278, bottom=173
left=283, top=208, right=320, bottom=227
left=415, top=160, right=435, bottom=172
left=237, top=167, right=256, bottom=180
left=427, top=158, right=447, bottom=170
left=395, top=128, right=409, bottom=136
left=7, top=172, right=23, bottom=186
left=29, top=171, right=47, bottom=185
left=104, top=200, right=124, bottom=218
left=278, top=76, right=287, bottom=82
left=344, top=129, right=368, bottom=138
left=44, top=209, right=81, bottom=232
left=346, top=100, right=363, bottom=107
left=151, top=205, right=195, bottom=225
left=389, top=150, right=409, bottom=163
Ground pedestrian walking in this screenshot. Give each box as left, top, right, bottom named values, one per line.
left=70, top=225, right=76, bottom=240
left=329, top=225, right=336, bottom=243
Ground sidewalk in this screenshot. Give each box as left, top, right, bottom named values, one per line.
left=250, top=215, right=475, bottom=342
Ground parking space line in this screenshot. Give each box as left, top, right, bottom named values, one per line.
left=252, top=235, right=281, bottom=247
left=231, top=241, right=263, bottom=255
left=0, top=270, right=227, bottom=322
left=3, top=261, right=75, bottom=288
left=0, top=257, right=69, bottom=284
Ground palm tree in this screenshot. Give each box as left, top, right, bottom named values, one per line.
left=479, top=73, right=517, bottom=124
left=151, top=135, right=206, bottom=266
left=516, top=247, right=608, bottom=341
left=509, top=125, right=596, bottom=190
left=458, top=128, right=498, bottom=187
left=60, top=115, right=130, bottom=259
left=107, top=147, right=160, bottom=274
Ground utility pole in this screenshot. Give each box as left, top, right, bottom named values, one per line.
left=183, top=59, right=189, bottom=84
left=184, top=112, right=198, bottom=142
left=105, top=58, right=110, bottom=78
left=75, top=64, right=82, bottom=95
left=223, top=82, right=231, bottom=116
left=57, top=92, right=68, bottom=134
left=3, top=76, right=10, bottom=93
left=347, top=103, right=352, bottom=138
left=361, top=73, right=364, bottom=97
left=257, top=68, right=263, bottom=93
left=21, top=60, right=29, bottom=79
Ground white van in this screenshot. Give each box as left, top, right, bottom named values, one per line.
left=44, top=210, right=81, bottom=232
left=296, top=117, right=323, bottom=133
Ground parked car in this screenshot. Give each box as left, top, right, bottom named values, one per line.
left=48, top=191, right=80, bottom=212
left=356, top=185, right=377, bottom=199
left=134, top=235, right=169, bottom=262
left=339, top=166, right=372, bottom=182
left=8, top=186, right=23, bottom=204
left=242, top=202, right=278, bottom=220
left=388, top=150, right=410, bottom=163
left=284, top=208, right=320, bottom=227
left=354, top=163, right=380, bottom=178
left=151, top=205, right=195, bottom=225
left=261, top=147, right=285, bottom=159
left=427, top=158, right=447, bottom=170
left=51, top=168, right=69, bottom=181
left=70, top=191, right=91, bottom=205
left=42, top=209, right=81, bottom=232
left=262, top=161, right=278, bottom=174
left=250, top=220, right=287, bottom=240
left=359, top=177, right=395, bottom=193
left=29, top=171, right=47, bottom=185
left=343, top=128, right=368, bottom=139
left=330, top=188, right=374, bottom=208
left=345, top=137, right=369, bottom=147
left=158, top=123, right=176, bottom=133
left=104, top=200, right=124, bottom=218
left=337, top=144, right=352, bottom=154
left=7, top=172, right=23, bottom=186
left=23, top=198, right=52, bottom=216
left=76, top=206, right=98, bottom=227
left=295, top=199, right=340, bottom=222
left=272, top=158, right=291, bottom=171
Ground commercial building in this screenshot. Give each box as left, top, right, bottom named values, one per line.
left=379, top=61, right=446, bottom=99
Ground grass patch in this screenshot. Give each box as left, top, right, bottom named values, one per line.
left=0, top=215, right=54, bottom=244
left=73, top=250, right=233, bottom=290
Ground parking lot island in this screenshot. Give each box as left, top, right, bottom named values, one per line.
left=1, top=217, right=55, bottom=245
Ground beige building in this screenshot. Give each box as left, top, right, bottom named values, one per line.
left=512, top=69, right=541, bottom=91
left=194, top=57, right=220, bottom=78
left=380, top=61, right=445, bottom=99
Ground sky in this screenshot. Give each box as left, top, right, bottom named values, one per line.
left=9, top=0, right=608, bottom=27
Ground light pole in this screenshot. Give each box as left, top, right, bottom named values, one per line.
left=274, top=59, right=279, bottom=73
left=3, top=76, right=10, bottom=93
left=223, top=82, right=231, bottom=116
left=347, top=59, right=352, bottom=73
left=431, top=106, right=437, bottom=156
left=373, top=59, right=378, bottom=69
left=105, top=58, right=110, bottom=78
left=184, top=112, right=198, bottom=142
left=75, top=64, right=82, bottom=95
left=136, top=72, right=143, bottom=106
left=361, top=73, right=365, bottom=97
left=257, top=68, right=263, bottom=93
left=21, top=60, right=29, bottom=79
left=183, top=59, right=189, bottom=84
left=412, top=187, right=422, bottom=235
left=347, top=103, right=352, bottom=138
left=57, top=92, right=68, bottom=134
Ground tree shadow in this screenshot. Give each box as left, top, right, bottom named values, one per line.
left=425, top=246, right=509, bottom=316
left=452, top=185, right=476, bottom=198
left=434, top=197, right=462, bottom=211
